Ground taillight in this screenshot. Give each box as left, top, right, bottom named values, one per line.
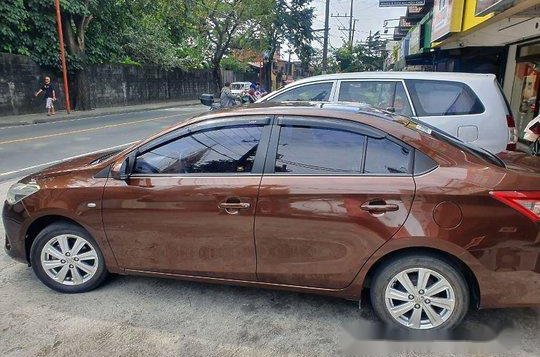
left=490, top=191, right=540, bottom=222
left=506, top=114, right=518, bottom=151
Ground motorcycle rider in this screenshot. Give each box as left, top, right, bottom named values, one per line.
left=220, top=82, right=237, bottom=108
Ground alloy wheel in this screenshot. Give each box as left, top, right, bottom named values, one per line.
left=40, top=234, right=99, bottom=286
left=384, top=267, right=456, bottom=329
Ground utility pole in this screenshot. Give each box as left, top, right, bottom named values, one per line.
left=348, top=0, right=354, bottom=50
left=53, top=0, right=71, bottom=114
left=351, top=19, right=357, bottom=49
left=322, top=0, right=330, bottom=74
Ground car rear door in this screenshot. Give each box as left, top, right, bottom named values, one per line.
left=102, top=116, right=272, bottom=280
left=404, top=79, right=507, bottom=152
left=254, top=116, right=416, bottom=289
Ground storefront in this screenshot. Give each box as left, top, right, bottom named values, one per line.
left=508, top=41, right=540, bottom=135
left=433, top=0, right=540, bottom=137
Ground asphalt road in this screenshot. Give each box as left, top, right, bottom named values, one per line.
left=0, top=106, right=539, bottom=356
left=0, top=105, right=206, bottom=182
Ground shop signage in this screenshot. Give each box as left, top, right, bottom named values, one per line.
left=431, top=0, right=465, bottom=42
left=379, top=0, right=425, bottom=7
left=399, top=17, right=413, bottom=28
left=475, top=0, right=513, bottom=16
left=407, top=5, right=426, bottom=15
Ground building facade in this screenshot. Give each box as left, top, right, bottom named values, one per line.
left=386, top=0, right=540, bottom=138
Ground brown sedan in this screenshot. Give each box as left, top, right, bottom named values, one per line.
left=3, top=103, right=540, bottom=331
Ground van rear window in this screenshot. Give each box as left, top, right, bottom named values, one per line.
left=405, top=79, right=484, bottom=116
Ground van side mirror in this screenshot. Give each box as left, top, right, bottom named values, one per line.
left=111, top=157, right=130, bottom=180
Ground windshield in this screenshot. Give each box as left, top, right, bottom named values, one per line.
left=397, top=117, right=505, bottom=168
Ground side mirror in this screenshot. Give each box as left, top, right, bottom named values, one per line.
left=111, top=156, right=130, bottom=180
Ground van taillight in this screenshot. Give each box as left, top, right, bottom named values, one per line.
left=490, top=191, right=540, bottom=222
left=506, top=114, right=518, bottom=151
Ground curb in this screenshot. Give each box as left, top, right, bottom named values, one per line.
left=0, top=101, right=201, bottom=128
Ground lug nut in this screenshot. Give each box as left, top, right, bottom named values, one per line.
left=425, top=299, right=431, bottom=304
left=60, top=259, right=66, bottom=264
left=418, top=289, right=424, bottom=295
left=65, top=252, right=71, bottom=257
left=69, top=264, right=74, bottom=268
left=408, top=294, right=414, bottom=300
left=73, top=257, right=79, bottom=261
left=414, top=304, right=421, bottom=309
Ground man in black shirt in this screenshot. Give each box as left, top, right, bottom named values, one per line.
left=35, top=76, right=56, bottom=116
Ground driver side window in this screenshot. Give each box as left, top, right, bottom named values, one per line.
left=268, top=82, right=333, bottom=102
left=134, top=124, right=263, bottom=174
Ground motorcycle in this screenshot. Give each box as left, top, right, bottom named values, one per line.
left=200, top=92, right=253, bottom=111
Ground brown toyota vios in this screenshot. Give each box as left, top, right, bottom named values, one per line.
left=3, top=103, right=540, bottom=331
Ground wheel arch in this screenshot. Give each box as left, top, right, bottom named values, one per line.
left=25, top=215, right=88, bottom=264
left=361, top=246, right=480, bottom=309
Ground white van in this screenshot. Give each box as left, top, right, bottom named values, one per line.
left=259, top=72, right=517, bottom=153
left=230, top=81, right=252, bottom=95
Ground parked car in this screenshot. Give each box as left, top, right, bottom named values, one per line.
left=258, top=72, right=518, bottom=154
left=230, top=81, right=252, bottom=95
left=3, top=103, right=539, bottom=332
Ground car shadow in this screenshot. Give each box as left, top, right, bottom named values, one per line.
left=96, top=274, right=535, bottom=344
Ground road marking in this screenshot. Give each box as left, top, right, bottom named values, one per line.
left=0, top=113, right=183, bottom=146
left=0, top=105, right=204, bottom=132
left=0, top=142, right=137, bottom=177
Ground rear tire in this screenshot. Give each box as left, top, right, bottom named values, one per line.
left=370, top=254, right=469, bottom=331
left=30, top=222, right=108, bottom=293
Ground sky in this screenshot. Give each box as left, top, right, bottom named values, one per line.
left=310, top=0, right=407, bottom=51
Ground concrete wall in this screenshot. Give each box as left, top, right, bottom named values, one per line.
left=0, top=53, right=69, bottom=115
left=0, top=53, right=243, bottom=116
left=85, top=64, right=219, bottom=108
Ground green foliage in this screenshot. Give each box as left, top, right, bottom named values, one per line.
left=334, top=35, right=386, bottom=73
left=221, top=56, right=250, bottom=72
left=0, top=0, right=316, bottom=75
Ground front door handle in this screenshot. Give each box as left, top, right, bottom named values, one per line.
left=218, top=202, right=251, bottom=210
left=360, top=201, right=399, bottom=214
left=218, top=200, right=251, bottom=215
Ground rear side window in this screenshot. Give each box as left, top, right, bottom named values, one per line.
left=275, top=126, right=365, bottom=174
left=269, top=82, right=333, bottom=102
left=405, top=79, right=484, bottom=116
left=364, top=137, right=413, bottom=174
left=338, top=81, right=413, bottom=116
left=273, top=123, right=414, bottom=175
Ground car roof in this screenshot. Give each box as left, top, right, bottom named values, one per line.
left=281, top=71, right=496, bottom=86
left=190, top=102, right=394, bottom=123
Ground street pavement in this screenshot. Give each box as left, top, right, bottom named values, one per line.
left=0, top=105, right=206, bottom=182
left=0, top=105, right=539, bottom=356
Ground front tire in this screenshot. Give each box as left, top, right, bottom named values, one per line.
left=370, top=254, right=469, bottom=331
left=30, top=222, right=108, bottom=293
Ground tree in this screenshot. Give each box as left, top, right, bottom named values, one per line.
left=334, top=34, right=386, bottom=73
left=257, top=0, right=314, bottom=90
left=191, top=0, right=268, bottom=89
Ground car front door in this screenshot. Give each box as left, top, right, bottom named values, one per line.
left=254, top=117, right=415, bottom=289
left=102, top=116, right=271, bottom=280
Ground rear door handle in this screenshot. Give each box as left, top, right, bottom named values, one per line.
left=360, top=202, right=399, bottom=213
